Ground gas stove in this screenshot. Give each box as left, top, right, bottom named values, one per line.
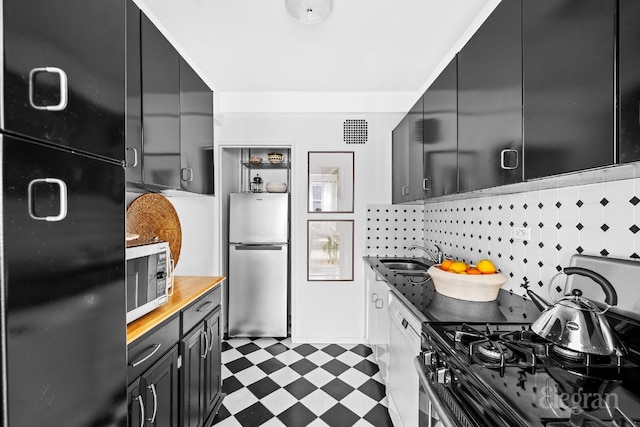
left=419, top=320, right=640, bottom=426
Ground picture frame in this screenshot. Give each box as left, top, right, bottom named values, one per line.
left=307, top=220, right=354, bottom=281
left=308, top=151, right=354, bottom=213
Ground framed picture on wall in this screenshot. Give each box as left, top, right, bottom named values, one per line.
left=307, top=220, right=354, bottom=281
left=308, top=151, right=354, bottom=213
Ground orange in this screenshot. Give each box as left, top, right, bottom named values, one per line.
left=448, top=261, right=468, bottom=273
left=440, top=259, right=453, bottom=271
left=467, top=268, right=482, bottom=275
left=477, top=259, right=497, bottom=274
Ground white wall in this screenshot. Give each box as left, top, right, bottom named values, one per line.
left=215, top=113, right=401, bottom=343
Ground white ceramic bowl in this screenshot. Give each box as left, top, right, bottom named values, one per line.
left=427, top=265, right=508, bottom=302
left=266, top=182, right=287, bottom=193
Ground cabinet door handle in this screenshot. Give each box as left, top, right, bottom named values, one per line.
left=28, top=178, right=68, bottom=222
left=147, top=384, right=158, bottom=423
left=371, top=293, right=378, bottom=303
left=135, top=395, right=145, bottom=427
left=375, top=299, right=384, bottom=309
left=181, top=167, right=194, bottom=182
left=196, top=300, right=214, bottom=313
left=208, top=324, right=215, bottom=352
left=130, top=344, right=162, bottom=368
left=126, top=147, right=139, bottom=168
left=423, top=178, right=431, bottom=191
left=201, top=330, right=210, bottom=359
left=500, top=149, right=519, bottom=170
left=401, top=185, right=409, bottom=196
left=29, top=67, right=68, bottom=111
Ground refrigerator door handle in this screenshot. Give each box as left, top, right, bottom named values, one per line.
left=234, top=244, right=284, bottom=251
left=29, top=67, right=69, bottom=111
left=28, top=178, right=68, bottom=221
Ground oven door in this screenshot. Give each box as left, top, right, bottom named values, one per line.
left=414, top=356, right=477, bottom=427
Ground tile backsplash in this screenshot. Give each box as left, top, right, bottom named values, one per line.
left=366, top=176, right=640, bottom=297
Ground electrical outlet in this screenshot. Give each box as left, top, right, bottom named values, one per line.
left=513, top=226, right=531, bottom=241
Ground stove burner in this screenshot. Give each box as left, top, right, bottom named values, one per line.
left=552, top=344, right=586, bottom=362
left=477, top=341, right=515, bottom=363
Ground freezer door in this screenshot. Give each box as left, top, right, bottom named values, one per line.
left=229, top=193, right=289, bottom=243
left=2, top=135, right=126, bottom=427
left=228, top=244, right=288, bottom=337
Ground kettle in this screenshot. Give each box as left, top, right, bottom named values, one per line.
left=526, top=267, right=624, bottom=356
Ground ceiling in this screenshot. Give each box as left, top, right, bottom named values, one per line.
left=135, top=0, right=498, bottom=112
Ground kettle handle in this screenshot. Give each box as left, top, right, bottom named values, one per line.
left=563, top=266, right=617, bottom=306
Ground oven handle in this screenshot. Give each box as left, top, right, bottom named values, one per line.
left=414, top=357, right=473, bottom=427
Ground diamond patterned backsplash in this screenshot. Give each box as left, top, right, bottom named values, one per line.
left=366, top=177, right=640, bottom=297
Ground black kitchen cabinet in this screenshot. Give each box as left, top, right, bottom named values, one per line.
left=181, top=299, right=223, bottom=427
left=392, top=96, right=424, bottom=203
left=126, top=0, right=143, bottom=183
left=140, top=346, right=181, bottom=427
left=458, top=0, right=522, bottom=192
left=423, top=57, right=458, bottom=198
left=203, top=309, right=222, bottom=424
left=127, top=285, right=223, bottom=427
left=179, top=59, right=214, bottom=195
left=619, top=0, right=640, bottom=163
left=392, top=114, right=411, bottom=203
left=141, top=12, right=181, bottom=189
left=3, top=0, right=125, bottom=162
left=523, top=0, right=615, bottom=178
left=408, top=96, right=425, bottom=201
left=181, top=323, right=207, bottom=427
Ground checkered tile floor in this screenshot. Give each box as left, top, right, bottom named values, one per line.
left=212, top=338, right=393, bottom=427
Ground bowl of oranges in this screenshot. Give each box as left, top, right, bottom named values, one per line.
left=427, top=258, right=508, bottom=302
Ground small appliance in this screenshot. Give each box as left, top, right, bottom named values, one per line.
left=126, top=241, right=171, bottom=324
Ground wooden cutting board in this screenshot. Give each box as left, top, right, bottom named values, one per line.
left=126, top=193, right=182, bottom=267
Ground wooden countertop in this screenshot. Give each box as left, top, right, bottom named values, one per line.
left=127, top=275, right=225, bottom=345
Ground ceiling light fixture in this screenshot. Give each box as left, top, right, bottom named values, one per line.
left=285, top=0, right=333, bottom=25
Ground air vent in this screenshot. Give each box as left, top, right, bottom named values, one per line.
left=343, top=119, right=367, bottom=144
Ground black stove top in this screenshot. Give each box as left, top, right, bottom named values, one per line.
left=422, top=321, right=640, bottom=426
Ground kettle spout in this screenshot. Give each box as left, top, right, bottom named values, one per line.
left=526, top=289, right=551, bottom=312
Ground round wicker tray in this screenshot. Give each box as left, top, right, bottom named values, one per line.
left=126, top=193, right=182, bottom=267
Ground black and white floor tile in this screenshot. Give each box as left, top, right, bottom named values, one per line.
left=213, top=338, right=393, bottom=427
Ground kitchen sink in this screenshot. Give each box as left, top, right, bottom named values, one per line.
left=380, top=259, right=430, bottom=271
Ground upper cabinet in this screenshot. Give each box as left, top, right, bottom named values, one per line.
left=179, top=59, right=214, bottom=195
left=125, top=1, right=214, bottom=195
left=392, top=57, right=458, bottom=203
left=392, top=113, right=411, bottom=203
left=3, top=0, right=125, bottom=162
left=391, top=0, right=626, bottom=203
left=423, top=57, right=457, bottom=198
left=522, top=0, right=615, bottom=179
left=141, top=13, right=182, bottom=190
left=458, top=0, right=522, bottom=192
left=618, top=0, right=640, bottom=163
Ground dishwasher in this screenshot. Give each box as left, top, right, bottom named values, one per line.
left=387, top=292, right=422, bottom=427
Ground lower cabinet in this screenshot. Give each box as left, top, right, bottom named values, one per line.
left=365, top=265, right=390, bottom=383
left=127, top=287, right=223, bottom=427
left=181, top=308, right=222, bottom=427
left=128, top=346, right=180, bottom=427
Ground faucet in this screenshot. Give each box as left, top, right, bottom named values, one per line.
left=408, top=244, right=443, bottom=264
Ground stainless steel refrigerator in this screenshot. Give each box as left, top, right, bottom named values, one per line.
left=228, top=193, right=289, bottom=337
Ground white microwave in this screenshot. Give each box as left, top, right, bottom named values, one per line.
left=126, top=241, right=172, bottom=324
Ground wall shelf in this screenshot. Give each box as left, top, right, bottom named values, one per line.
left=242, top=161, right=291, bottom=170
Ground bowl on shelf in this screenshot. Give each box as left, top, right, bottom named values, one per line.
left=427, top=265, right=508, bottom=302
left=249, top=156, right=263, bottom=165
left=268, top=152, right=284, bottom=164
left=266, top=182, right=287, bottom=193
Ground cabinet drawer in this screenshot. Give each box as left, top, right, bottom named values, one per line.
left=181, top=286, right=221, bottom=335
left=127, top=316, right=179, bottom=381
